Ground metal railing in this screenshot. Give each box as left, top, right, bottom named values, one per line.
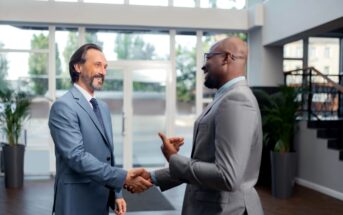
left=284, top=67, right=343, bottom=121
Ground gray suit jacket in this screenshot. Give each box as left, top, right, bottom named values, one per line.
left=155, top=80, right=263, bottom=215
left=49, top=87, right=127, bottom=215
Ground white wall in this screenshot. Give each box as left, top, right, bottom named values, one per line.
left=294, top=121, right=343, bottom=200
left=248, top=27, right=283, bottom=86
left=263, top=0, right=343, bottom=45
left=0, top=0, right=248, bottom=31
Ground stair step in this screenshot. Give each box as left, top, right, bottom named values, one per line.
left=308, top=120, right=343, bottom=129
left=327, top=139, right=343, bottom=150
left=317, top=129, right=343, bottom=139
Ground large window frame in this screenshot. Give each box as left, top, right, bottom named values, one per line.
left=0, top=23, right=245, bottom=174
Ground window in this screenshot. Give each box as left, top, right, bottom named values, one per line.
left=309, top=47, right=316, bottom=58
left=129, top=0, right=168, bottom=6
left=176, top=32, right=196, bottom=115
left=283, top=40, right=304, bottom=74
left=201, top=0, right=246, bottom=9
left=175, top=32, right=197, bottom=158
left=85, top=29, right=170, bottom=61
left=54, top=0, right=78, bottom=2
left=283, top=60, right=303, bottom=71
left=324, top=47, right=330, bottom=58
left=283, top=40, right=303, bottom=58
left=173, top=0, right=195, bottom=7
left=0, top=25, right=49, bottom=50
left=309, top=37, right=339, bottom=75
left=0, top=25, right=51, bottom=174
left=55, top=27, right=79, bottom=94
left=83, top=0, right=124, bottom=3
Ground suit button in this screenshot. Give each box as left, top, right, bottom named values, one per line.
left=106, top=156, right=111, bottom=161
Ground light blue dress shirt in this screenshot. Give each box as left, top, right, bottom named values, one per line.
left=214, top=76, right=246, bottom=100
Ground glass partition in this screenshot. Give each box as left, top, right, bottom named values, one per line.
left=132, top=68, right=167, bottom=167
left=85, top=29, right=170, bottom=61
left=200, top=0, right=246, bottom=9
left=55, top=28, right=79, bottom=95
left=129, top=0, right=168, bottom=6
left=309, top=37, right=340, bottom=76
left=102, top=69, right=125, bottom=166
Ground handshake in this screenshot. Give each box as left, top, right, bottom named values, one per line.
left=123, top=133, right=184, bottom=193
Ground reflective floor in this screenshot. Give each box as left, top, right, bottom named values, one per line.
left=1, top=176, right=343, bottom=215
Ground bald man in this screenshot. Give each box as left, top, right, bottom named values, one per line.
left=153, top=37, right=264, bottom=215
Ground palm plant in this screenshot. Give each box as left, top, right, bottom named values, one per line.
left=262, top=86, right=300, bottom=152
left=0, top=89, right=31, bottom=145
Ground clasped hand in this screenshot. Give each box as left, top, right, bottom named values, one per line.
left=123, top=134, right=184, bottom=194
left=124, top=168, right=152, bottom=193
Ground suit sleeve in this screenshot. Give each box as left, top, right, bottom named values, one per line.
left=153, top=168, right=183, bottom=191
left=48, top=100, right=127, bottom=190
left=167, top=97, right=258, bottom=191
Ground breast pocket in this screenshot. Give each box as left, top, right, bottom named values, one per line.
left=198, top=123, right=209, bottom=132
left=196, top=123, right=210, bottom=144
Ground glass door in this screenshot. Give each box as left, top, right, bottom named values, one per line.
left=100, top=68, right=125, bottom=167
left=107, top=61, right=172, bottom=169
left=132, top=67, right=168, bottom=167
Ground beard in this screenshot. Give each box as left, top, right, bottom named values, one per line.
left=204, top=73, right=220, bottom=89
left=89, top=74, right=105, bottom=91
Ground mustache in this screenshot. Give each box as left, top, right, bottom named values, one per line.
left=92, top=74, right=105, bottom=81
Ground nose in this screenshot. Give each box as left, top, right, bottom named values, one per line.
left=201, top=65, right=207, bottom=73
left=101, top=66, right=107, bottom=75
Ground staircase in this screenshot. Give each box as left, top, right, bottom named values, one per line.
left=308, top=120, right=343, bottom=161
left=285, top=67, right=343, bottom=161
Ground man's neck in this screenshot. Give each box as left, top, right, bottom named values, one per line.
left=217, top=74, right=242, bottom=89
left=75, top=81, right=94, bottom=96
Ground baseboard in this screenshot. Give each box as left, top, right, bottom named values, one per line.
left=296, top=178, right=343, bottom=201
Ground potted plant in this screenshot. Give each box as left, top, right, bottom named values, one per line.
left=262, top=86, right=300, bottom=198
left=0, top=88, right=31, bottom=188
left=252, top=87, right=279, bottom=188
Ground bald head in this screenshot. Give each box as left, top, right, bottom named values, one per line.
left=203, top=37, right=248, bottom=89
left=216, top=37, right=248, bottom=62
left=212, top=37, right=248, bottom=75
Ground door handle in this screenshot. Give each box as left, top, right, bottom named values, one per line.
left=122, top=112, right=126, bottom=136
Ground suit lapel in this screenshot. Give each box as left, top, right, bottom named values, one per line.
left=98, top=102, right=114, bottom=152
left=191, top=99, right=217, bottom=157
left=70, top=87, right=112, bottom=151
left=191, top=80, right=248, bottom=157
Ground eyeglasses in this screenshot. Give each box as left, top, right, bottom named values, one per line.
left=203, top=51, right=245, bottom=63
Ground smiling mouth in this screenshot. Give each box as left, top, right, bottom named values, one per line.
left=93, top=74, right=104, bottom=83
left=94, top=77, right=103, bottom=82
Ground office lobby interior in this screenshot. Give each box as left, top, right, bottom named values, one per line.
left=1, top=0, right=343, bottom=214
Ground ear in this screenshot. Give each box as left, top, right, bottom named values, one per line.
left=74, top=64, right=81, bottom=73
left=222, top=54, right=230, bottom=65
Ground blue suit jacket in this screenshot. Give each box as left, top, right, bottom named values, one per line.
left=49, top=87, right=127, bottom=215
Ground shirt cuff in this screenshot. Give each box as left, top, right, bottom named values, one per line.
left=150, top=171, right=157, bottom=184
left=115, top=189, right=123, bottom=199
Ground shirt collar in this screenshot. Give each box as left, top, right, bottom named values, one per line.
left=74, top=83, right=94, bottom=108
left=214, top=76, right=246, bottom=99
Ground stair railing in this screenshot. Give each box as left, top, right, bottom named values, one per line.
left=284, top=67, right=343, bottom=121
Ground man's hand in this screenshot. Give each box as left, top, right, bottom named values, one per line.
left=124, top=168, right=152, bottom=193
left=115, top=198, right=126, bottom=215
left=158, top=132, right=184, bottom=162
